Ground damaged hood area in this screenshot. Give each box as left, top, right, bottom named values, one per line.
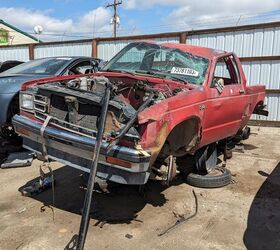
left=22, top=74, right=190, bottom=144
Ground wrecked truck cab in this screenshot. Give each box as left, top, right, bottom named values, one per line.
left=13, top=41, right=267, bottom=185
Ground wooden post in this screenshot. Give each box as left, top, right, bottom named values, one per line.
left=179, top=32, right=187, bottom=44
left=28, top=44, right=35, bottom=60
left=106, top=0, right=122, bottom=37
left=92, top=39, right=98, bottom=58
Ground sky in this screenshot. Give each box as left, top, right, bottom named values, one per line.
left=0, top=0, right=280, bottom=41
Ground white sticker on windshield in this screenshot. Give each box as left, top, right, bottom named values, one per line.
left=171, top=67, right=199, bottom=77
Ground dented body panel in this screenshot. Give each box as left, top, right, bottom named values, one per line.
left=13, top=42, right=266, bottom=185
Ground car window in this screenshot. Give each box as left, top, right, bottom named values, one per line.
left=0, top=61, right=23, bottom=73
left=213, top=55, right=240, bottom=86
left=67, top=60, right=95, bottom=75
left=2, top=58, right=72, bottom=75
left=103, top=42, right=209, bottom=85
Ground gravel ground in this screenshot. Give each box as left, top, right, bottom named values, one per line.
left=0, top=126, right=279, bottom=250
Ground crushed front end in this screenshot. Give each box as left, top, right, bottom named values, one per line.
left=13, top=76, right=156, bottom=184
left=13, top=74, right=183, bottom=185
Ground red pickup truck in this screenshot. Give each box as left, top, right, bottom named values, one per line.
left=12, top=41, right=267, bottom=187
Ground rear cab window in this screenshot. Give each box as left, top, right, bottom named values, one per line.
left=212, top=55, right=241, bottom=87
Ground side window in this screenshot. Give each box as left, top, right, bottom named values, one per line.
left=67, top=60, right=94, bottom=75
left=115, top=47, right=146, bottom=70
left=212, top=55, right=240, bottom=87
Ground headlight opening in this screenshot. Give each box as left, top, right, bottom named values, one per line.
left=20, top=93, right=34, bottom=111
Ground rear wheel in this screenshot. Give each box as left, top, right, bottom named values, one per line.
left=177, top=143, right=218, bottom=176
left=195, top=143, right=217, bottom=173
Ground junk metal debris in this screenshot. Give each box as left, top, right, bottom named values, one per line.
left=20, top=163, right=55, bottom=197
left=158, top=190, right=198, bottom=236
left=125, top=234, right=133, bottom=239
left=1, top=151, right=33, bottom=169
left=20, top=176, right=54, bottom=196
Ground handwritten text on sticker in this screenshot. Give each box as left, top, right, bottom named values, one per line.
left=171, top=67, right=199, bottom=77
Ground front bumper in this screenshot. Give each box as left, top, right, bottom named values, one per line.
left=12, top=115, right=151, bottom=185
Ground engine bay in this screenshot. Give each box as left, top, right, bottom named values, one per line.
left=23, top=75, right=189, bottom=144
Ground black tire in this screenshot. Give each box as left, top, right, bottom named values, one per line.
left=195, top=143, right=217, bottom=173
left=186, top=167, right=232, bottom=188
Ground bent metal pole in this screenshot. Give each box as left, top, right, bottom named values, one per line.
left=77, top=83, right=112, bottom=250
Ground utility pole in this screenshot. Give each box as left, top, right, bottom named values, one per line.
left=106, top=0, right=122, bottom=37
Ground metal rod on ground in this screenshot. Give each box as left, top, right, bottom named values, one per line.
left=76, top=83, right=112, bottom=250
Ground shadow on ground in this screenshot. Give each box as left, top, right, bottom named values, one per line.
left=243, top=161, right=280, bottom=249
left=0, top=136, right=22, bottom=164
left=18, top=165, right=183, bottom=226
left=242, top=144, right=259, bottom=151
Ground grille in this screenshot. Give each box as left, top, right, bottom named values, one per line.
left=49, top=95, right=100, bottom=131
left=34, top=95, right=49, bottom=113
left=34, top=94, right=140, bottom=141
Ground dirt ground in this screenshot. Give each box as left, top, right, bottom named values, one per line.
left=0, top=126, right=279, bottom=250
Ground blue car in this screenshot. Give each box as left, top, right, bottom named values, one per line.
left=0, top=56, right=102, bottom=138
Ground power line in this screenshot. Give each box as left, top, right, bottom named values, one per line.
left=106, top=0, right=122, bottom=37
left=5, top=10, right=280, bottom=40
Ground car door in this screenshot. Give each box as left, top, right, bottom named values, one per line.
left=201, top=54, right=247, bottom=146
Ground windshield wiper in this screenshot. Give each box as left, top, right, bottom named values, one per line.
left=104, top=69, right=135, bottom=76
left=106, top=69, right=188, bottom=84
left=135, top=70, right=188, bottom=84
left=134, top=70, right=165, bottom=78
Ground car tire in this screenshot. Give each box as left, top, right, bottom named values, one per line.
left=195, top=143, right=217, bottom=173
left=186, top=167, right=232, bottom=188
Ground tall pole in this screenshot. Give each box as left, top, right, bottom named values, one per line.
left=106, top=0, right=122, bottom=37
left=113, top=0, right=117, bottom=37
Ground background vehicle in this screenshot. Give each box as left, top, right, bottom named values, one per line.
left=0, top=60, right=23, bottom=73
left=0, top=56, right=102, bottom=138
left=13, top=42, right=267, bottom=186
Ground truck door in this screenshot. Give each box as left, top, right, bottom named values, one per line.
left=201, top=54, right=246, bottom=146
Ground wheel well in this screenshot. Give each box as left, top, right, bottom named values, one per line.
left=160, top=117, right=201, bottom=158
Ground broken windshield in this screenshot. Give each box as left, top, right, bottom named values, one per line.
left=103, top=42, right=209, bottom=85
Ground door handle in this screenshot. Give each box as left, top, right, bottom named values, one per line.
left=239, top=89, right=245, bottom=94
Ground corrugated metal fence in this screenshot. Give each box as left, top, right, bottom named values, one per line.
left=34, top=41, right=93, bottom=58
left=187, top=26, right=280, bottom=123
left=0, top=22, right=279, bottom=124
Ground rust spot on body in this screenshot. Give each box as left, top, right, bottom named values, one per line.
left=147, top=122, right=169, bottom=164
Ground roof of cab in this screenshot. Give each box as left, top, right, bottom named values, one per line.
left=162, top=43, right=226, bottom=59
left=138, top=41, right=226, bottom=60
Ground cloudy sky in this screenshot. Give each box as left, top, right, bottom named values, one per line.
left=0, top=0, right=280, bottom=41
